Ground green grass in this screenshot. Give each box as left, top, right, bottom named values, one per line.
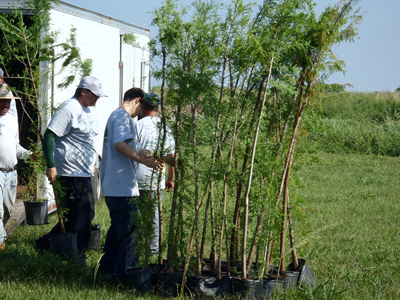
left=1, top=152, right=400, bottom=299
left=300, top=92, right=400, bottom=156
left=277, top=153, right=400, bottom=299
left=314, top=91, right=400, bottom=123
left=0, top=200, right=140, bottom=300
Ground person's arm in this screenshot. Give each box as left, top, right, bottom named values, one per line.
left=139, top=149, right=176, bottom=168
left=165, top=153, right=175, bottom=192
left=115, top=141, right=164, bottom=171
left=16, top=145, right=31, bottom=160
left=43, top=129, right=57, bottom=183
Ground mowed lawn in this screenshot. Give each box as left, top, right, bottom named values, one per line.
left=287, top=152, right=400, bottom=300
left=0, top=152, right=399, bottom=299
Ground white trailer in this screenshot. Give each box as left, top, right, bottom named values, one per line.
left=0, top=1, right=151, bottom=212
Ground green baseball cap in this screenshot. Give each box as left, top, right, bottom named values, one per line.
left=142, top=92, right=160, bottom=105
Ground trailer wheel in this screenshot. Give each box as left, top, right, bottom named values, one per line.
left=91, top=157, right=102, bottom=202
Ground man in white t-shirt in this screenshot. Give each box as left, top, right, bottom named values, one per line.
left=36, top=76, right=107, bottom=266
left=99, top=88, right=164, bottom=282
left=0, top=84, right=30, bottom=250
left=133, top=92, right=175, bottom=254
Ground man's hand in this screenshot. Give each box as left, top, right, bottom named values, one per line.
left=139, top=149, right=175, bottom=169
left=165, top=180, right=174, bottom=192
left=46, top=167, right=57, bottom=183
left=143, top=156, right=165, bottom=171
left=139, top=149, right=165, bottom=171
left=139, top=149, right=153, bottom=158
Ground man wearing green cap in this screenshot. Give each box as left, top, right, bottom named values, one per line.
left=132, top=92, right=175, bottom=254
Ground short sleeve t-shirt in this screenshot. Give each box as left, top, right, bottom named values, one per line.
left=133, top=116, right=175, bottom=190
left=0, top=113, right=19, bottom=168
left=47, top=97, right=98, bottom=177
left=101, top=108, right=139, bottom=197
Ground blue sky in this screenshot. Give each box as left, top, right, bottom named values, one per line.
left=64, top=0, right=399, bottom=92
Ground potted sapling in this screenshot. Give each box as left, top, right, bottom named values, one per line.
left=22, top=144, right=49, bottom=226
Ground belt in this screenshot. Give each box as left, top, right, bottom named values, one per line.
left=0, top=165, right=17, bottom=173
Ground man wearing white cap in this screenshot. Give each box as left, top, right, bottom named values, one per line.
left=0, top=84, right=31, bottom=250
left=0, top=68, right=17, bottom=118
left=36, top=76, right=107, bottom=265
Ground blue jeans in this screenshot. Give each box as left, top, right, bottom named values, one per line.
left=100, top=196, right=141, bottom=277
left=0, top=170, right=17, bottom=243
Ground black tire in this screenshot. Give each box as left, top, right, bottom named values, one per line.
left=91, top=157, right=102, bottom=202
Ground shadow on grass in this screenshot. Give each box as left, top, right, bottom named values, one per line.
left=0, top=234, right=128, bottom=292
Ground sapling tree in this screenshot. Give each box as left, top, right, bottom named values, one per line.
left=150, top=0, right=189, bottom=268
left=148, top=0, right=364, bottom=285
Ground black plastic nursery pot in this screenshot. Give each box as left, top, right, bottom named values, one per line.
left=232, top=277, right=283, bottom=299
left=24, top=200, right=48, bottom=225
left=129, top=267, right=156, bottom=294
left=88, top=224, right=101, bottom=250
left=269, top=269, right=299, bottom=289
left=156, top=271, right=185, bottom=297
left=288, top=259, right=316, bottom=288
left=48, top=232, right=78, bottom=259
left=186, top=275, right=232, bottom=298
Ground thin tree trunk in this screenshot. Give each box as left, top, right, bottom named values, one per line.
left=279, top=163, right=290, bottom=271
left=209, top=185, right=217, bottom=271
left=200, top=185, right=211, bottom=265
left=288, top=207, right=299, bottom=270
left=157, top=184, right=163, bottom=264
left=52, top=184, right=65, bottom=233
left=242, top=56, right=274, bottom=279
left=167, top=102, right=181, bottom=264
left=191, top=103, right=201, bottom=275
left=230, top=74, right=267, bottom=266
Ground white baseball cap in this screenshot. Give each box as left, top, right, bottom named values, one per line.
left=78, top=76, right=108, bottom=97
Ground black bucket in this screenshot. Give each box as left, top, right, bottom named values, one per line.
left=129, top=267, right=155, bottom=294
left=48, top=232, right=78, bottom=259
left=232, top=277, right=283, bottom=299
left=282, top=271, right=299, bottom=289
left=288, top=259, right=316, bottom=288
left=24, top=200, right=48, bottom=225
left=269, top=269, right=299, bottom=290
left=186, top=275, right=231, bottom=298
left=88, top=224, right=101, bottom=250
left=156, top=272, right=184, bottom=297
left=148, top=264, right=167, bottom=287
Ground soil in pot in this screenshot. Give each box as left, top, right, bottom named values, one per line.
left=88, top=224, right=101, bottom=250
left=156, top=271, right=185, bottom=297
left=48, top=232, right=78, bottom=259
left=24, top=200, right=48, bottom=225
